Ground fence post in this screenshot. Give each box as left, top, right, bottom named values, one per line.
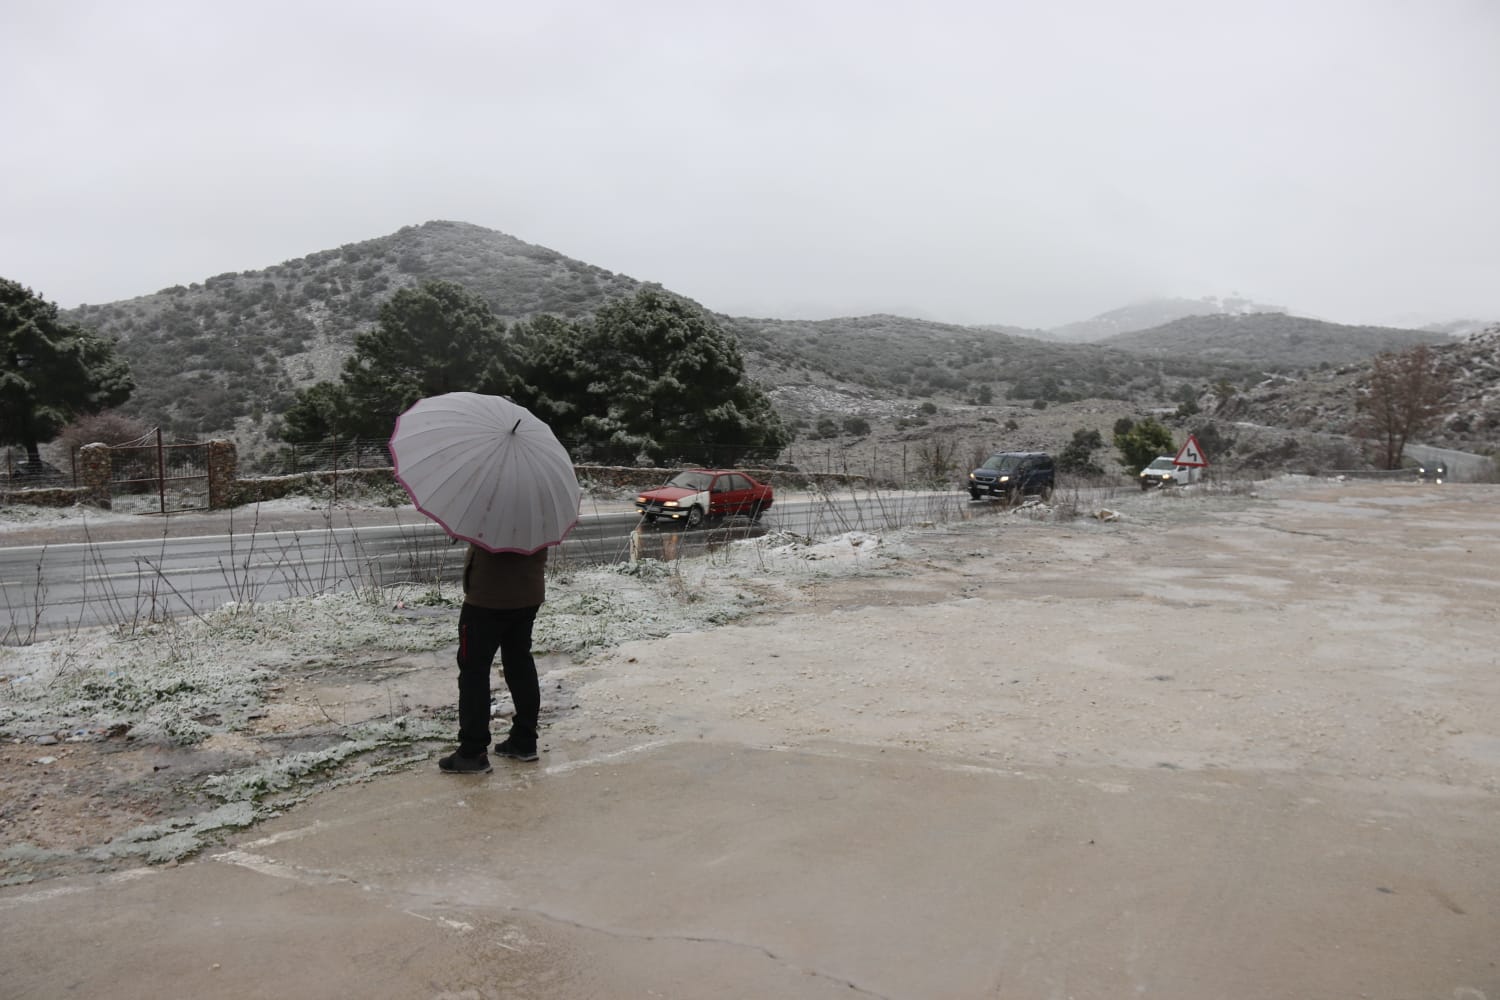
left=206, top=440, right=237, bottom=509
left=154, top=427, right=167, bottom=515
left=80, top=443, right=112, bottom=507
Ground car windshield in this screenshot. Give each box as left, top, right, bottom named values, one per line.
left=1147, top=458, right=1176, bottom=471
left=666, top=471, right=713, bottom=491
left=980, top=454, right=1022, bottom=473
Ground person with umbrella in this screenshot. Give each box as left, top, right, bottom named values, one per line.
left=443, top=543, right=548, bottom=772
left=388, top=392, right=582, bottom=774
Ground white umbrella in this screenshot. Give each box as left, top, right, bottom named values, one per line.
left=388, top=392, right=581, bottom=554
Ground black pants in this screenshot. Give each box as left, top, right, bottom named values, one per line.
left=457, top=602, right=541, bottom=756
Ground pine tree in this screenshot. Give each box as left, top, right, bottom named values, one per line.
left=1114, top=417, right=1175, bottom=475
left=519, top=288, right=789, bottom=466
left=1, top=279, right=134, bottom=472
left=282, top=280, right=510, bottom=439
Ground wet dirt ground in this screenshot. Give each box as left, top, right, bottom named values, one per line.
left=2, top=481, right=1497, bottom=998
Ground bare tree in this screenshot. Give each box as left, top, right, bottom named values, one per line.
left=1357, top=345, right=1452, bottom=469
left=914, top=436, right=961, bottom=486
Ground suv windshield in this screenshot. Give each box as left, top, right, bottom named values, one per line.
left=1146, top=458, right=1176, bottom=471
left=980, top=454, right=1022, bottom=473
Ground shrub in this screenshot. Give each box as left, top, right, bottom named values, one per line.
left=56, top=410, right=154, bottom=450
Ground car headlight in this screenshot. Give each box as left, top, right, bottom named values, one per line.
left=969, top=473, right=977, bottom=481
left=998, top=475, right=1010, bottom=482
left=663, top=500, right=679, bottom=507
left=636, top=496, right=647, bottom=504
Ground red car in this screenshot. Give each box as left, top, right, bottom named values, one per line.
left=635, top=469, right=774, bottom=528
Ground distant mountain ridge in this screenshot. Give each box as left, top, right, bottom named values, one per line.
left=1042, top=295, right=1288, bottom=343
left=1100, top=313, right=1449, bottom=369
left=47, top=220, right=1487, bottom=465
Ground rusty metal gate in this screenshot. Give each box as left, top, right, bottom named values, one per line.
left=109, top=430, right=210, bottom=514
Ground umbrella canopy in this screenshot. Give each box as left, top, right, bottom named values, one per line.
left=388, top=392, right=581, bottom=554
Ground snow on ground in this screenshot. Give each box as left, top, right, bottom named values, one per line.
left=0, top=479, right=1284, bottom=869
left=0, top=494, right=365, bottom=534
left=0, top=526, right=906, bottom=736
left=0, top=483, right=1268, bottom=744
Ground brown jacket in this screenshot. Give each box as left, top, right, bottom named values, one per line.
left=462, top=545, right=547, bottom=610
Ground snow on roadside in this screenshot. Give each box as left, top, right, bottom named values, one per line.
left=0, top=522, right=919, bottom=865
left=0, top=478, right=1310, bottom=869
left=0, top=526, right=907, bottom=756
left=0, top=495, right=388, bottom=534
left=2, top=482, right=1293, bottom=749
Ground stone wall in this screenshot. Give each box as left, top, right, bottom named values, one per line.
left=0, top=484, right=90, bottom=508
left=0, top=443, right=112, bottom=508
left=224, top=468, right=396, bottom=505
left=574, top=466, right=867, bottom=492
left=3, top=441, right=869, bottom=511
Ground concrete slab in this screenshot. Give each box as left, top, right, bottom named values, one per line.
left=4, top=740, right=1495, bottom=999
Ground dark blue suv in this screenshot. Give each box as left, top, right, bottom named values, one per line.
left=968, top=451, right=1055, bottom=503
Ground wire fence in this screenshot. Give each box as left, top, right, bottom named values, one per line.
left=1, top=448, right=79, bottom=488
left=258, top=437, right=801, bottom=478
left=251, top=438, right=396, bottom=476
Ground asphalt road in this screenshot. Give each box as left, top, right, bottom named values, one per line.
left=0, top=491, right=970, bottom=643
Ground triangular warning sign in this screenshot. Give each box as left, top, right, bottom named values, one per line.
left=1174, top=433, right=1208, bottom=468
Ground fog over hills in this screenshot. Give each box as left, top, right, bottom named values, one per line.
left=1040, top=296, right=1289, bottom=343
left=1098, top=313, right=1450, bottom=369
left=49, top=221, right=1495, bottom=469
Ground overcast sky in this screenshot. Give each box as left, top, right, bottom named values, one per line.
left=3, top=0, right=1497, bottom=329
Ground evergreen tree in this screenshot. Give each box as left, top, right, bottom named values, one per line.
left=1, top=278, right=134, bottom=471
left=280, top=283, right=789, bottom=466
left=283, top=280, right=511, bottom=439
left=1114, top=417, right=1175, bottom=475
left=1057, top=428, right=1105, bottom=477
left=521, top=288, right=788, bottom=466
left=491, top=313, right=590, bottom=445
left=278, top=381, right=351, bottom=441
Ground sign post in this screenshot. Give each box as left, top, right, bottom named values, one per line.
left=1174, top=434, right=1209, bottom=468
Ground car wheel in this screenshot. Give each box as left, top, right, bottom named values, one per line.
left=749, top=501, right=765, bottom=521
left=1039, top=483, right=1054, bottom=502
left=685, top=505, right=705, bottom=529
left=644, top=513, right=657, bottom=523
left=1139, top=480, right=1150, bottom=491
left=969, top=490, right=983, bottom=501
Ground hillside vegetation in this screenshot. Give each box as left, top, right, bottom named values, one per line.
left=1102, top=313, right=1449, bottom=369
left=41, top=220, right=1488, bottom=475
left=63, top=221, right=644, bottom=436
left=1220, top=325, right=1500, bottom=454
left=728, top=313, right=1256, bottom=413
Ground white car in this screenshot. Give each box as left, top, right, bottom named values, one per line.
left=1138, top=456, right=1199, bottom=489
